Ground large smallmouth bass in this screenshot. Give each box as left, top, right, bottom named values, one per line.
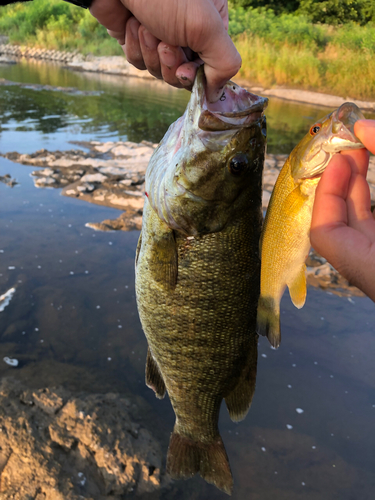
left=135, top=68, right=267, bottom=494
left=257, top=102, right=364, bottom=349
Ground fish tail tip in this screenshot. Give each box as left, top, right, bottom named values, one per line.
left=167, top=431, right=233, bottom=495
left=257, top=296, right=281, bottom=348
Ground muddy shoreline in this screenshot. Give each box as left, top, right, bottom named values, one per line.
left=1, top=43, right=375, bottom=111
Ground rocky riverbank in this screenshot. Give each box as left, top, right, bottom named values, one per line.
left=2, top=140, right=374, bottom=298
left=0, top=377, right=171, bottom=499
left=1, top=43, right=375, bottom=111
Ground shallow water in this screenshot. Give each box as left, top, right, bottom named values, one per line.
left=1, top=60, right=375, bottom=499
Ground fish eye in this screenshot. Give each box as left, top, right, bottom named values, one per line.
left=228, top=154, right=249, bottom=175
left=309, top=124, right=321, bottom=136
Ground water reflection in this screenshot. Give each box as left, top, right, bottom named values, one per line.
left=1, top=61, right=375, bottom=499
left=2, top=59, right=374, bottom=154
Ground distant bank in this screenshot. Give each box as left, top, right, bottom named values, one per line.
left=1, top=43, right=375, bottom=113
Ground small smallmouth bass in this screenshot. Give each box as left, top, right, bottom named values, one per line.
left=135, top=68, right=267, bottom=494
left=257, top=102, right=364, bottom=349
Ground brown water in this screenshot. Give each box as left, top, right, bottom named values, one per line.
left=1, top=60, right=375, bottom=499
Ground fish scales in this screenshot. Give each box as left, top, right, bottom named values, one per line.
left=135, top=68, right=267, bottom=494
left=260, top=159, right=318, bottom=303
left=136, top=199, right=260, bottom=490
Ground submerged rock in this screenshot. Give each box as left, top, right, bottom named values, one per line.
left=0, top=378, right=171, bottom=499
left=0, top=174, right=17, bottom=187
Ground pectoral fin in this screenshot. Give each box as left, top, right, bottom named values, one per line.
left=150, top=228, right=178, bottom=291
left=287, top=264, right=307, bottom=309
left=225, top=333, right=258, bottom=421
left=135, top=231, right=142, bottom=268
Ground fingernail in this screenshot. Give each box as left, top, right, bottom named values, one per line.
left=176, top=74, right=192, bottom=87
left=159, top=46, right=176, bottom=69
left=142, top=29, right=158, bottom=51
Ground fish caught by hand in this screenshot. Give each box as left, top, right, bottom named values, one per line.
left=257, top=102, right=364, bottom=349
left=135, top=68, right=267, bottom=494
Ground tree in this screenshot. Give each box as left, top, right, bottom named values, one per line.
left=230, top=1, right=300, bottom=15
left=298, top=0, right=375, bottom=25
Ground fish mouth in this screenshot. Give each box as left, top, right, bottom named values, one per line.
left=292, top=102, right=365, bottom=180
left=324, top=102, right=364, bottom=153
left=193, top=67, right=268, bottom=132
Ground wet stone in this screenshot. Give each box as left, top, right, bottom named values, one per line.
left=0, top=174, right=18, bottom=187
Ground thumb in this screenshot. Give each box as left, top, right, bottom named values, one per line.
left=354, top=119, right=375, bottom=156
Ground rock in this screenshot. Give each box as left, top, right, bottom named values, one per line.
left=66, top=56, right=156, bottom=81
left=306, top=250, right=365, bottom=298
left=262, top=190, right=271, bottom=209
left=86, top=209, right=143, bottom=232
left=0, top=55, right=16, bottom=64
left=77, top=183, right=95, bottom=193
left=80, top=173, right=107, bottom=184
left=34, top=176, right=57, bottom=187
left=0, top=378, right=171, bottom=499
left=0, top=174, right=17, bottom=187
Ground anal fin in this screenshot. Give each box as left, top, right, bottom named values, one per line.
left=287, top=264, right=307, bottom=309
left=146, top=348, right=166, bottom=399
left=225, top=336, right=258, bottom=422
left=257, top=295, right=281, bottom=348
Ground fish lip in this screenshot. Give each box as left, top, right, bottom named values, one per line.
left=193, top=67, right=268, bottom=130
left=322, top=102, right=364, bottom=153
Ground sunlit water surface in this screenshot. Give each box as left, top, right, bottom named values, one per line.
left=1, top=60, right=375, bottom=500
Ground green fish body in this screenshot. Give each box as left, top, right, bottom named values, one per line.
left=135, top=69, right=268, bottom=494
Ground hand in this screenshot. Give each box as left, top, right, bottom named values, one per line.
left=310, top=119, right=375, bottom=301
left=89, top=0, right=241, bottom=102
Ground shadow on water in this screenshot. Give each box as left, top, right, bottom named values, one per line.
left=1, top=60, right=375, bottom=499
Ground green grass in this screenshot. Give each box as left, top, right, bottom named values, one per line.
left=230, top=7, right=375, bottom=99
left=0, top=0, right=122, bottom=55
left=0, top=1, right=374, bottom=99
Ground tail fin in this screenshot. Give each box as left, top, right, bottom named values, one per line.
left=167, top=432, right=233, bottom=495
left=257, top=295, right=281, bottom=348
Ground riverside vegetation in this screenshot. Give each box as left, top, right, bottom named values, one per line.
left=0, top=0, right=375, bottom=99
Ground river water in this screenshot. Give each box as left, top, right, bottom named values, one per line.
left=0, top=59, right=375, bottom=500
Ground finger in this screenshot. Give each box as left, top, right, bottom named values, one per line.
left=124, top=17, right=146, bottom=70
left=311, top=154, right=352, bottom=233
left=354, top=119, right=375, bottom=155
left=138, top=27, right=162, bottom=79
left=199, top=34, right=241, bottom=102
left=90, top=0, right=131, bottom=45
left=340, top=147, right=369, bottom=178
left=175, top=60, right=203, bottom=89
left=158, top=44, right=189, bottom=88
left=310, top=156, right=375, bottom=294
left=185, top=11, right=241, bottom=102
left=213, top=0, right=229, bottom=30
left=345, top=163, right=375, bottom=241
